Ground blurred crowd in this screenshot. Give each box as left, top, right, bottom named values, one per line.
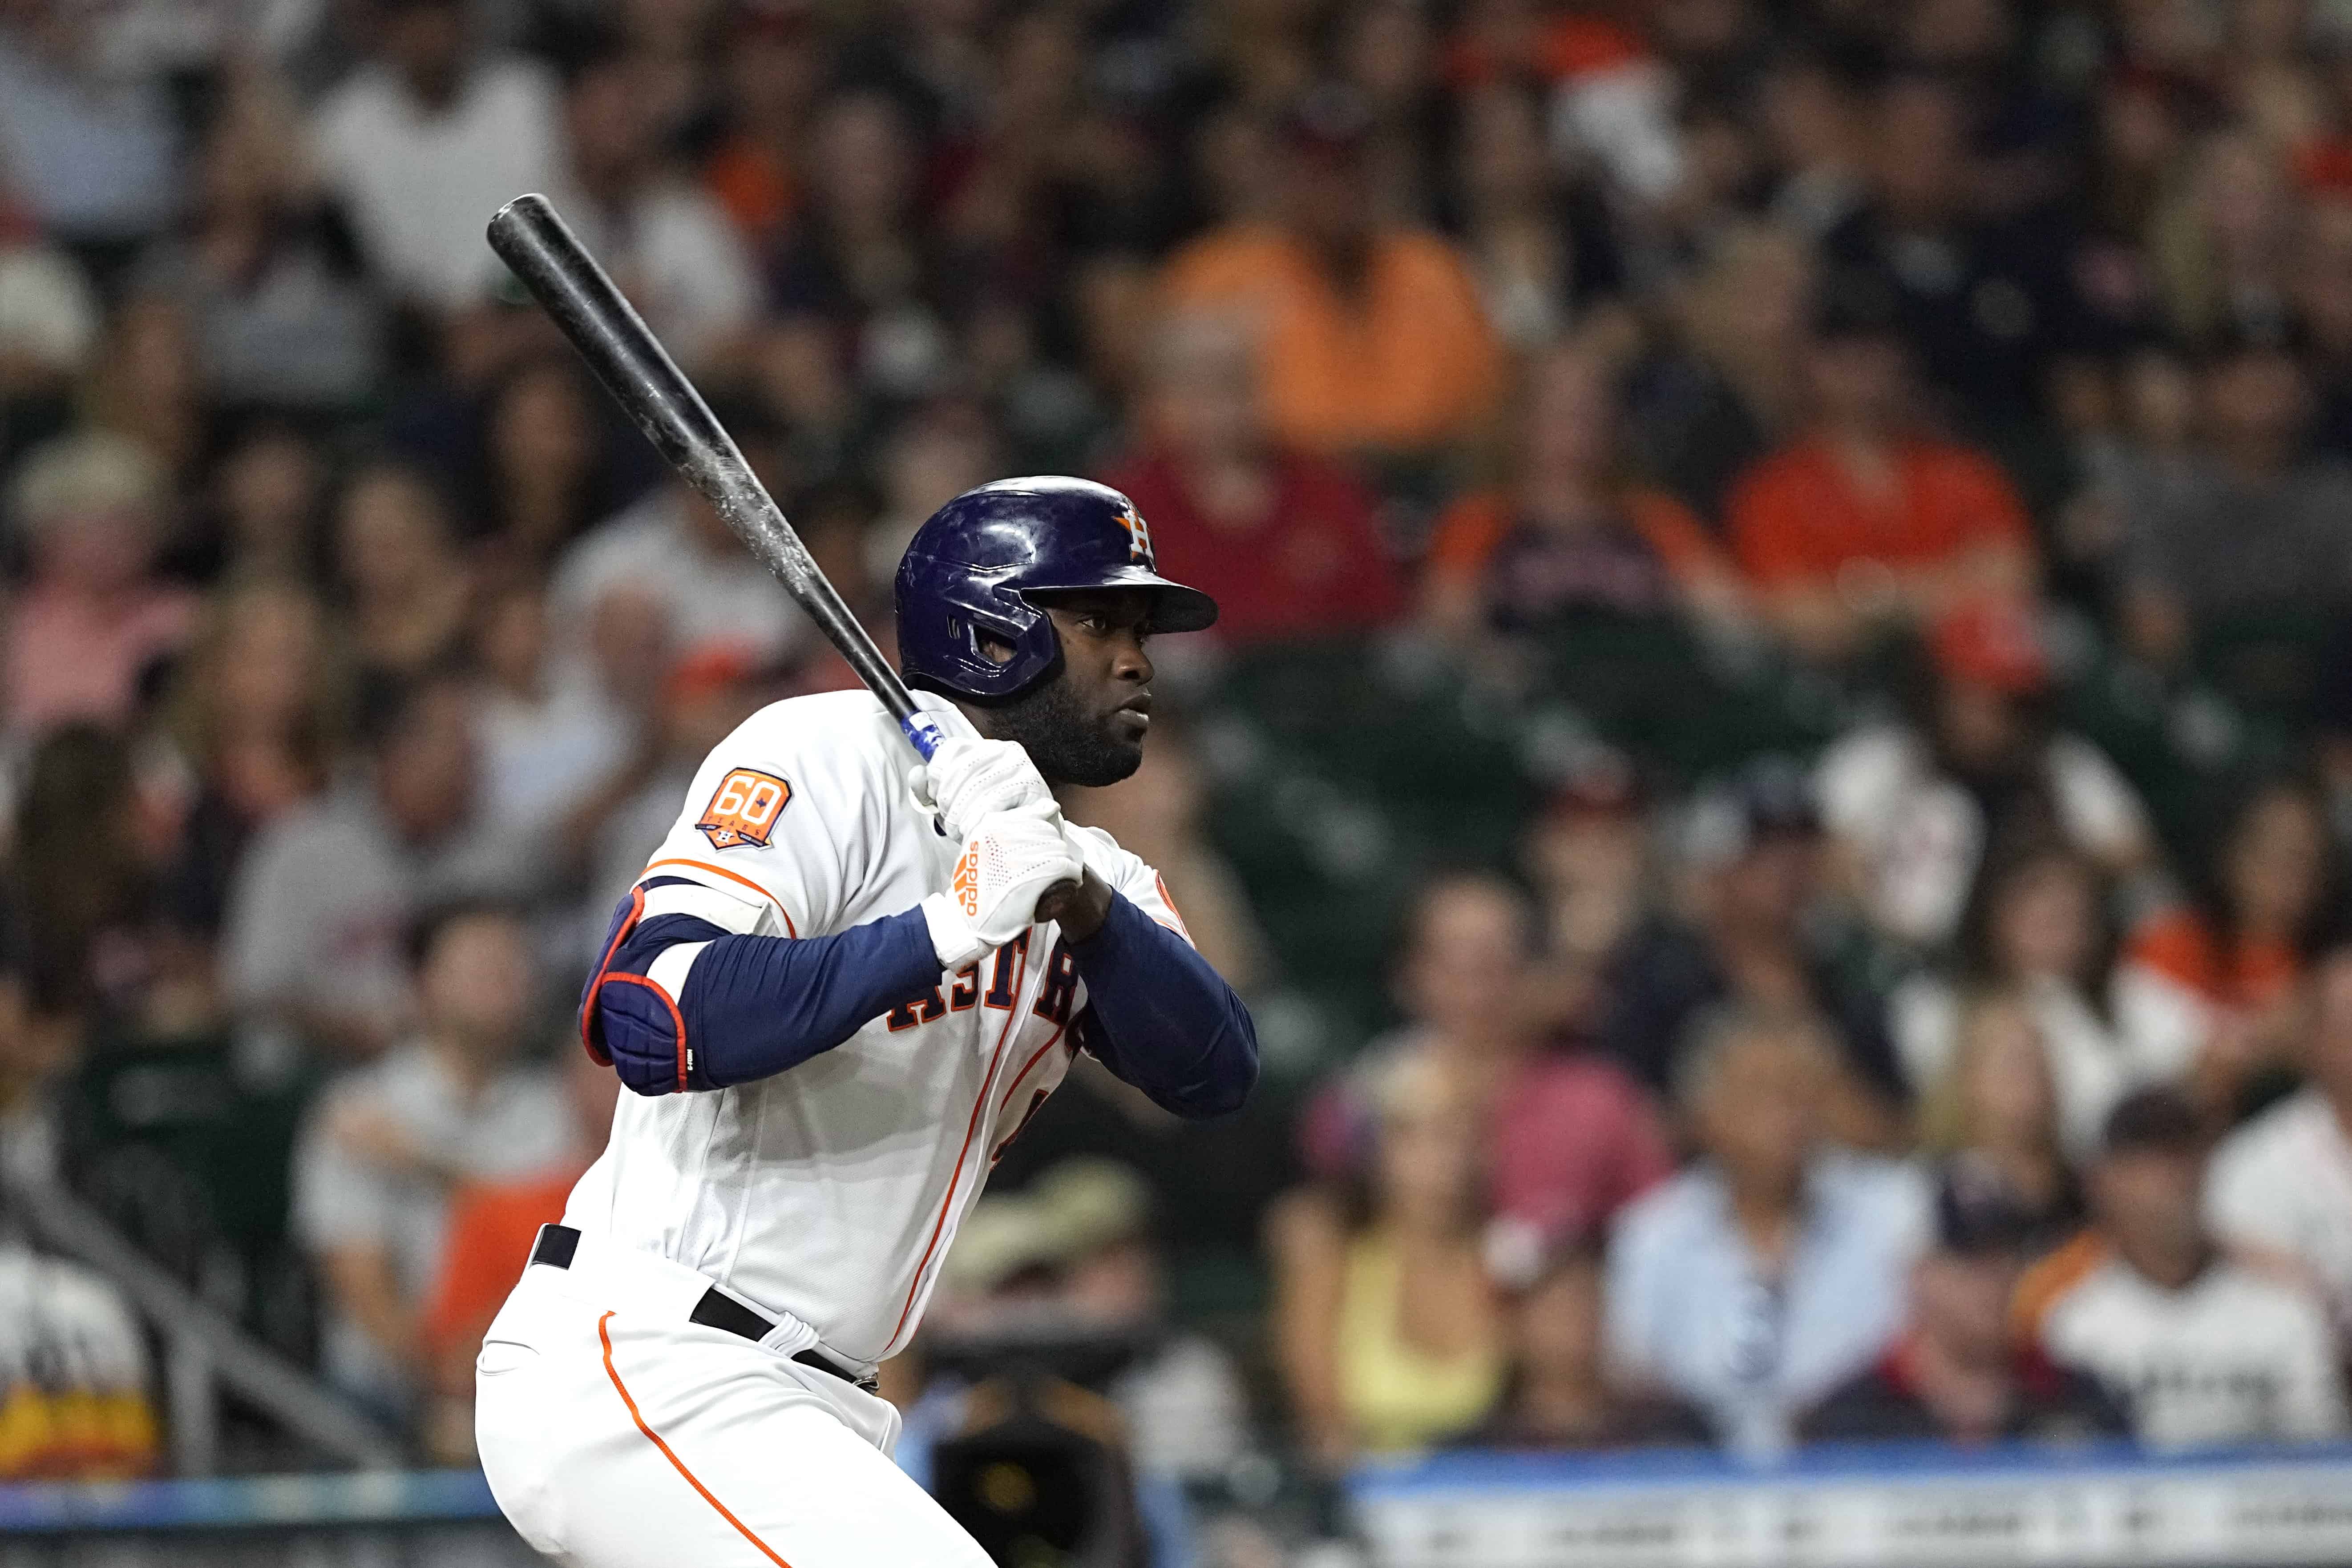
left=0, top=0, right=2351, bottom=1547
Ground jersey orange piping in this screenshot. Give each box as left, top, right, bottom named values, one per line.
left=886, top=941, right=1033, bottom=1350
left=641, top=858, right=800, bottom=937
left=598, top=1312, right=796, bottom=1567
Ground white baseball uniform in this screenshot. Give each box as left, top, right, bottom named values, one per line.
left=473, top=689, right=1190, bottom=1566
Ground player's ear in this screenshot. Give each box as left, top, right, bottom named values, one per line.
left=977, top=634, right=1017, bottom=665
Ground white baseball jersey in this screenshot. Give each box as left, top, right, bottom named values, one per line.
left=2037, top=1248, right=2348, bottom=1450
left=560, top=688, right=1185, bottom=1367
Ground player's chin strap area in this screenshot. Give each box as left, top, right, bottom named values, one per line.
left=529, top=1224, right=879, bottom=1394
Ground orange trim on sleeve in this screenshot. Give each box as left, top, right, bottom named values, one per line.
left=642, top=859, right=800, bottom=938
left=598, top=1312, right=796, bottom=1568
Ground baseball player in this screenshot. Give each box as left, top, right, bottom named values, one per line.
left=472, top=477, right=1258, bottom=1566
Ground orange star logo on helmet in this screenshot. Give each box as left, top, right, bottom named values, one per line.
left=953, top=841, right=982, bottom=915
left=1117, top=503, right=1155, bottom=567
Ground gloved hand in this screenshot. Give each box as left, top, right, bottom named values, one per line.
left=920, top=802, right=1082, bottom=967
left=911, top=736, right=1059, bottom=842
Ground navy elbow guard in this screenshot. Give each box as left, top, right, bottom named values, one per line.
left=578, top=886, right=715, bottom=1096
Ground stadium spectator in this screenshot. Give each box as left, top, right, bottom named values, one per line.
left=204, top=422, right=326, bottom=582
left=1444, top=81, right=1625, bottom=351
left=222, top=672, right=533, bottom=1069
left=558, top=45, right=760, bottom=377
left=552, top=470, right=812, bottom=672
left=159, top=578, right=349, bottom=939
left=1102, top=308, right=1407, bottom=646
left=2115, top=777, right=2336, bottom=1114
left=1606, top=1005, right=1931, bottom=1457
left=1818, top=71, right=2093, bottom=443
left=2206, top=939, right=2352, bottom=1342
left=1419, top=342, right=1744, bottom=649
left=1894, top=841, right=2176, bottom=1161
left=469, top=578, right=644, bottom=855
left=1815, top=600, right=2154, bottom=954
left=332, top=463, right=473, bottom=703
left=309, top=0, right=567, bottom=311
left=1725, top=273, right=2035, bottom=662
left=0, top=237, right=99, bottom=475
left=292, top=903, right=577, bottom=1416
left=129, top=70, right=384, bottom=415
left=700, top=0, right=822, bottom=258
left=1800, top=1161, right=2127, bottom=1446
left=0, top=1239, right=159, bottom=1479
left=1913, top=994, right=2084, bottom=1249
left=0, top=1, right=181, bottom=250
left=1597, top=758, right=1907, bottom=1141
left=1520, top=750, right=1653, bottom=976
left=1160, top=86, right=1503, bottom=459
left=2020, top=1087, right=2348, bottom=1451
left=466, top=358, right=613, bottom=572
left=1300, top=872, right=1673, bottom=1247
left=1270, top=1050, right=1503, bottom=1464
left=2, top=430, right=195, bottom=738
left=1469, top=1238, right=1709, bottom=1451
left=1627, top=222, right=1813, bottom=526
left=2114, top=324, right=2352, bottom=677
left=416, top=1043, right=617, bottom=1463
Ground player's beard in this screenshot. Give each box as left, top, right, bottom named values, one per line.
left=986, top=670, right=1142, bottom=788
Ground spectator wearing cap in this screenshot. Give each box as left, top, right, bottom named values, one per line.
left=1419, top=342, right=1746, bottom=650
left=1800, top=1158, right=2127, bottom=1446
left=2113, top=323, right=2352, bottom=678
left=1596, top=758, right=1907, bottom=1142
left=2114, top=777, right=2336, bottom=1116
left=1521, top=748, right=1652, bottom=975
left=1159, top=86, right=1503, bottom=460
left=1724, top=272, right=2036, bottom=663
left=1815, top=598, right=2155, bottom=955
left=1298, top=872, right=1674, bottom=1256
left=293, top=903, right=579, bottom=1419
left=2206, top=939, right=2352, bottom=1345
left=1100, top=307, right=1408, bottom=647
left=2017, top=1087, right=2348, bottom=1450
left=1606, top=1005, right=1932, bottom=1457
left=3, top=430, right=196, bottom=739
left=309, top=0, right=568, bottom=311
left=1467, top=1236, right=1710, bottom=1451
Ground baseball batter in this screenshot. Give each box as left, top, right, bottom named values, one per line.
left=472, top=477, right=1257, bottom=1566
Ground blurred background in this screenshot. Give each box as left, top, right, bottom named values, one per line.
left=7, top=0, right=2352, bottom=1562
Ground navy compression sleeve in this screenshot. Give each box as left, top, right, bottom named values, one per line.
left=587, top=904, right=940, bottom=1095
left=1066, top=891, right=1258, bottom=1119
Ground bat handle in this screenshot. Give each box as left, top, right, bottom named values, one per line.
left=899, top=711, right=944, bottom=762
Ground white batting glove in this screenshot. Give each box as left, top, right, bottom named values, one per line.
left=919, top=803, right=1083, bottom=968
left=910, top=737, right=1059, bottom=842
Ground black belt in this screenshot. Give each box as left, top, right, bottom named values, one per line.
left=529, top=1224, right=877, bottom=1393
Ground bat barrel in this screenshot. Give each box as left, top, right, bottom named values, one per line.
left=486, top=194, right=938, bottom=759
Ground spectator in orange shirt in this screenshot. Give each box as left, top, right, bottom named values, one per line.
left=2116, top=777, right=2339, bottom=1117
left=1159, top=86, right=1503, bottom=460
left=701, top=0, right=820, bottom=258
left=1726, top=274, right=2036, bottom=661
left=1422, top=342, right=1745, bottom=648
left=417, top=1044, right=618, bottom=1463
left=1101, top=308, right=1408, bottom=645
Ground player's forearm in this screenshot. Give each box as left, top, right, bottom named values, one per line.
left=590, top=908, right=942, bottom=1094
left=1067, top=891, right=1258, bottom=1119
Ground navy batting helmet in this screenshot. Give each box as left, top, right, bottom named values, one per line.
left=894, top=477, right=1217, bottom=703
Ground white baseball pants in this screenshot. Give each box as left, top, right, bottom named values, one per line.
left=474, top=1234, right=991, bottom=1567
